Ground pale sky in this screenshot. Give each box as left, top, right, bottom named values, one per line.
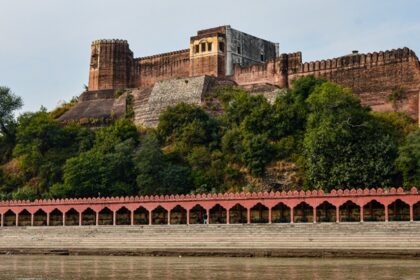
left=1, top=0, right=419, bottom=113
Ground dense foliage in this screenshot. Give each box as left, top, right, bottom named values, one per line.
left=0, top=76, right=418, bottom=200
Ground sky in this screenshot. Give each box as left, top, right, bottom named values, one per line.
left=1, top=0, right=419, bottom=113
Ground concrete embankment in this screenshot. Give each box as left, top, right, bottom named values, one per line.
left=1, top=223, right=420, bottom=258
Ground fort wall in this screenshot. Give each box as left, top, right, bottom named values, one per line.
left=88, top=40, right=133, bottom=91
left=288, top=48, right=420, bottom=120
left=132, top=49, right=190, bottom=88
left=232, top=48, right=420, bottom=121
left=231, top=52, right=302, bottom=88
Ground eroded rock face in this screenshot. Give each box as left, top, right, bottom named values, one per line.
left=59, top=90, right=127, bottom=126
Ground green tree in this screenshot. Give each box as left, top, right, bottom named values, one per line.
left=158, top=103, right=218, bottom=147
left=0, top=87, right=23, bottom=163
left=49, top=120, right=139, bottom=198
left=52, top=139, right=137, bottom=198
left=396, top=129, right=420, bottom=187
left=372, top=112, right=417, bottom=145
left=241, top=133, right=273, bottom=177
left=135, top=134, right=166, bottom=195
left=272, top=76, right=326, bottom=139
left=135, top=134, right=193, bottom=195
left=303, top=82, right=398, bottom=190
left=94, top=119, right=139, bottom=152
left=13, top=110, right=90, bottom=193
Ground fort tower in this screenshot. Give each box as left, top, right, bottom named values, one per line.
left=88, top=39, right=133, bottom=91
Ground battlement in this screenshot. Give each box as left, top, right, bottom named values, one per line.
left=196, top=25, right=228, bottom=36
left=297, top=47, right=418, bottom=74
left=135, top=49, right=190, bottom=61
left=0, top=186, right=416, bottom=206
left=91, top=39, right=129, bottom=45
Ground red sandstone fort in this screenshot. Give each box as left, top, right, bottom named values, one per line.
left=60, top=25, right=420, bottom=126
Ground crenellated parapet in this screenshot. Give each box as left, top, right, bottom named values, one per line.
left=91, top=39, right=129, bottom=45
left=0, top=187, right=418, bottom=206
left=295, top=48, right=418, bottom=74
left=135, top=49, right=190, bottom=61
left=1, top=187, right=419, bottom=226
left=133, top=49, right=190, bottom=88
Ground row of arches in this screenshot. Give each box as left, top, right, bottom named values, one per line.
left=1, top=200, right=420, bottom=227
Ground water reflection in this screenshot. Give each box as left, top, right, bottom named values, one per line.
left=0, top=255, right=419, bottom=280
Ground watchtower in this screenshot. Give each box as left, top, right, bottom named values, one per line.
left=88, top=39, right=133, bottom=91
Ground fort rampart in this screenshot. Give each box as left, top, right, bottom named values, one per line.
left=64, top=26, right=420, bottom=126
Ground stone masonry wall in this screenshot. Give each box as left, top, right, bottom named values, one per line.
left=88, top=40, right=133, bottom=91
left=233, top=48, right=420, bottom=122
left=131, top=50, right=190, bottom=88
left=288, top=48, right=420, bottom=121
left=133, top=76, right=213, bottom=127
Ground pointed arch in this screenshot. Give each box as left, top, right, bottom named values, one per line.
left=152, top=206, right=168, bottom=225
left=98, top=207, right=113, bottom=225
left=82, top=208, right=96, bottom=226
left=293, top=202, right=313, bottom=223
left=116, top=207, right=131, bottom=225
left=18, top=209, right=31, bottom=226
left=316, top=201, right=336, bottom=223
left=414, top=202, right=420, bottom=221
left=250, top=203, right=269, bottom=223
left=229, top=204, right=247, bottom=224
left=339, top=201, right=360, bottom=222
left=49, top=208, right=63, bottom=226
left=209, top=204, right=226, bottom=224
left=363, top=200, right=385, bottom=222
left=189, top=204, right=206, bottom=224
left=388, top=199, right=410, bottom=222
left=170, top=205, right=187, bottom=224
left=133, top=206, right=149, bottom=225
left=3, top=210, right=16, bottom=227
left=33, top=209, right=47, bottom=226
left=272, top=202, right=290, bottom=223
left=65, top=208, right=79, bottom=226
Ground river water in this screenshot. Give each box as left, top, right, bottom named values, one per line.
left=0, top=255, right=419, bottom=280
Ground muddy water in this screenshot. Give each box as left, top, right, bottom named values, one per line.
left=0, top=255, right=419, bottom=280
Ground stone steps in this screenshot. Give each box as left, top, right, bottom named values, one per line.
left=1, top=223, right=419, bottom=253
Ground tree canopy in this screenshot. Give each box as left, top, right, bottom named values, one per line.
left=0, top=77, right=418, bottom=200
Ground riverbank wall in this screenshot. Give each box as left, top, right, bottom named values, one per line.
left=1, top=223, right=420, bottom=259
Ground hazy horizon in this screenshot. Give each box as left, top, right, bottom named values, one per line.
left=1, top=0, right=419, bottom=114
